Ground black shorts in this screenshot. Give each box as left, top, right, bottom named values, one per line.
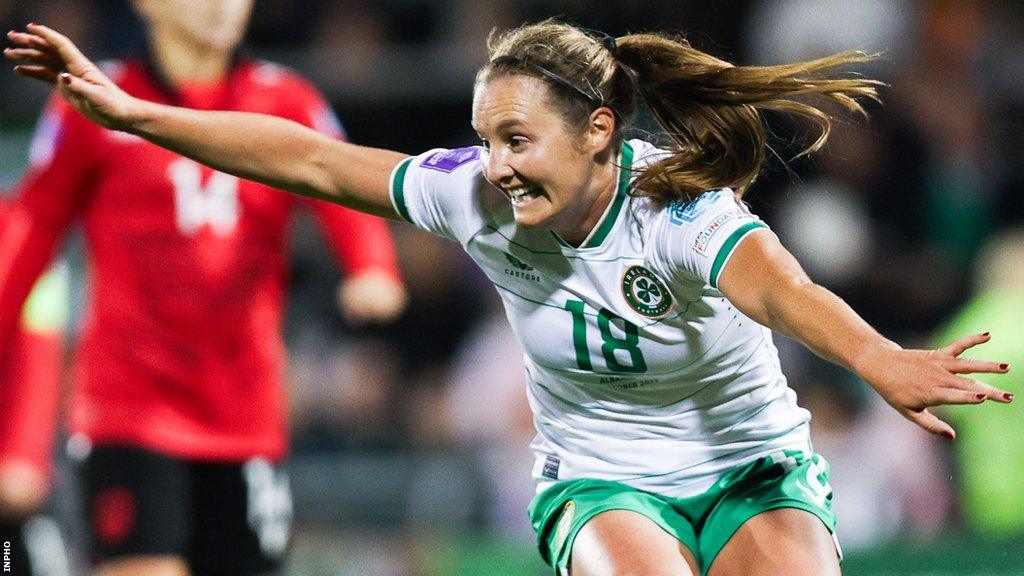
left=81, top=445, right=292, bottom=575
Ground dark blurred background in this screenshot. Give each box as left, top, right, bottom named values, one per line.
left=2, top=1, right=1023, bottom=574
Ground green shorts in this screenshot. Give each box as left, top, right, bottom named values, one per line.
left=528, top=449, right=838, bottom=575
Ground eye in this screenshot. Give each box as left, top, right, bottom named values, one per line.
left=509, top=136, right=528, bottom=150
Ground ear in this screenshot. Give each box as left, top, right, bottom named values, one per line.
left=587, top=106, right=616, bottom=154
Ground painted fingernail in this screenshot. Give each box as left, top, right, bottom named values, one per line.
left=1000, top=363, right=1009, bottom=370
left=977, top=393, right=987, bottom=400
left=1004, top=393, right=1014, bottom=401
left=983, top=332, right=991, bottom=337
left=60, top=73, right=70, bottom=84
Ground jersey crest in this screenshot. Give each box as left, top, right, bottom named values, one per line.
left=621, top=266, right=673, bottom=317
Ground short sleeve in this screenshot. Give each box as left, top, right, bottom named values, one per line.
left=652, top=189, right=771, bottom=288
left=388, top=146, right=492, bottom=243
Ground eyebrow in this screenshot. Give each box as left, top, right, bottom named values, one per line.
left=475, top=118, right=528, bottom=136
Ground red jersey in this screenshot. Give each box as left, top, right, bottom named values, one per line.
left=0, top=202, right=66, bottom=476
left=0, top=58, right=401, bottom=462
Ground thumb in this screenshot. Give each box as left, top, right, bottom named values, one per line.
left=59, top=71, right=90, bottom=94
left=58, top=72, right=119, bottom=127
left=58, top=72, right=86, bottom=99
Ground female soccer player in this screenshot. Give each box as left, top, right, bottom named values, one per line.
left=1, top=3, right=405, bottom=576
left=6, top=19, right=1013, bottom=576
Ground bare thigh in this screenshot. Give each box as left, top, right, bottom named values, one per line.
left=707, top=508, right=840, bottom=576
left=571, top=509, right=699, bottom=576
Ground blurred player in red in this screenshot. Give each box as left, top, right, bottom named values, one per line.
left=0, top=200, right=70, bottom=576
left=0, top=1, right=406, bottom=575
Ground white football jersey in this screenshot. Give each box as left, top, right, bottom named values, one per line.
left=390, top=139, right=811, bottom=498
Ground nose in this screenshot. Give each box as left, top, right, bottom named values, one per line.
left=483, top=148, right=515, bottom=184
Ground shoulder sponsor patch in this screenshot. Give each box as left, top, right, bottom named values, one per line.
left=694, top=209, right=746, bottom=256
left=421, top=147, right=481, bottom=173
left=668, top=189, right=722, bottom=226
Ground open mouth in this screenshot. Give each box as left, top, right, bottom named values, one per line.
left=504, top=185, right=544, bottom=207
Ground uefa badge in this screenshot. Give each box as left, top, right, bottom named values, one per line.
left=621, top=266, right=673, bottom=317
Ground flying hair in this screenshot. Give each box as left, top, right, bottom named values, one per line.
left=479, top=20, right=883, bottom=206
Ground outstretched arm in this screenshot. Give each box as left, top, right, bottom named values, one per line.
left=717, top=229, right=1012, bottom=439
left=4, top=24, right=404, bottom=218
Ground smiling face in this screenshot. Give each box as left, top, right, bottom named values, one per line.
left=471, top=74, right=618, bottom=245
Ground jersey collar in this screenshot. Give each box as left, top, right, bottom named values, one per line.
left=551, top=140, right=635, bottom=250
left=141, top=44, right=249, bottom=108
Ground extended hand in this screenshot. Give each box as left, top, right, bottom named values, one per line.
left=5, top=24, right=139, bottom=130
left=856, top=332, right=1012, bottom=439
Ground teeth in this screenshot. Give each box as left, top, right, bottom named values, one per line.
left=506, top=186, right=537, bottom=199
